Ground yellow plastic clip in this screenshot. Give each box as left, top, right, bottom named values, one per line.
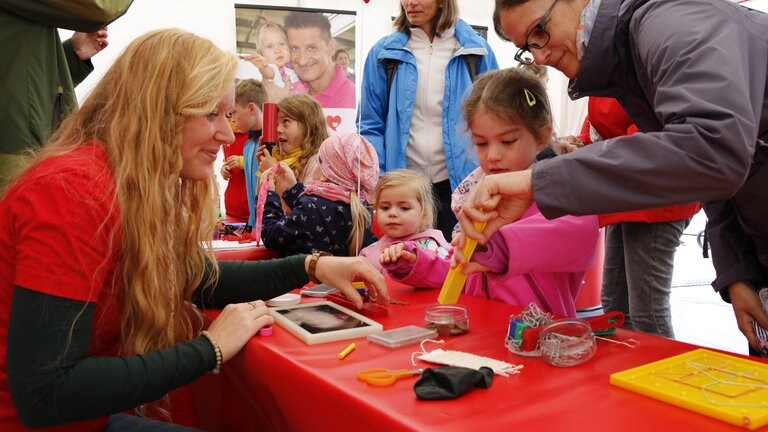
left=524, top=89, right=536, bottom=107
left=437, top=220, right=488, bottom=304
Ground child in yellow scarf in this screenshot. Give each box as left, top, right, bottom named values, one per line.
left=257, top=94, right=327, bottom=186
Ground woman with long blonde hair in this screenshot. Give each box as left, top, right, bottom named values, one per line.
left=0, top=29, right=388, bottom=431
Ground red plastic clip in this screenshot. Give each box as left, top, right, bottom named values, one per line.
left=327, top=293, right=389, bottom=318
left=585, top=311, right=625, bottom=335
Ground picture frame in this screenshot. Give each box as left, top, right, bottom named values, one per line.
left=234, top=4, right=358, bottom=116
left=269, top=301, right=383, bottom=345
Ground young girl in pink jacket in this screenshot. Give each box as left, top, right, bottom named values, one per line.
left=360, top=169, right=451, bottom=275
left=380, top=68, right=599, bottom=318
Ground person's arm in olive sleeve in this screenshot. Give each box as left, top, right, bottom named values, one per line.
left=192, top=255, right=309, bottom=309
left=7, top=286, right=216, bottom=428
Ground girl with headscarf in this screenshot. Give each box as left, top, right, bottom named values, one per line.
left=260, top=133, right=379, bottom=257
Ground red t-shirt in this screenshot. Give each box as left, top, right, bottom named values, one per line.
left=222, top=132, right=249, bottom=222
left=0, top=144, right=122, bottom=431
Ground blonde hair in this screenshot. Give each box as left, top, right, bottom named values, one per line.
left=255, top=22, right=288, bottom=53
left=394, top=0, right=459, bottom=38
left=373, top=170, right=436, bottom=233
left=348, top=193, right=371, bottom=256
left=235, top=79, right=267, bottom=108
left=6, top=29, right=236, bottom=368
left=463, top=68, right=552, bottom=145
left=277, top=94, right=328, bottom=179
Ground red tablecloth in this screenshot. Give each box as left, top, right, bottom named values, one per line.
left=213, top=244, right=278, bottom=261
left=190, top=283, right=764, bottom=432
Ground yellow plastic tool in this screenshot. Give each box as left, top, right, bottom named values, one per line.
left=438, top=220, right=487, bottom=304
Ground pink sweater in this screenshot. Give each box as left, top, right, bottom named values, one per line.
left=383, top=205, right=599, bottom=317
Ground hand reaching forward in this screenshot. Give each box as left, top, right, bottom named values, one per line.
left=729, top=281, right=768, bottom=351
left=379, top=242, right=417, bottom=265
left=457, top=169, right=534, bottom=244
left=309, top=255, right=390, bottom=309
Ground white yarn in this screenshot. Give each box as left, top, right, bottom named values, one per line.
left=417, top=348, right=523, bottom=377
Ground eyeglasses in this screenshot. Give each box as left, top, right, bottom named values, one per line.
left=514, top=0, right=560, bottom=65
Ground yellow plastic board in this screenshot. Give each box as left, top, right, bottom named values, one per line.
left=610, top=349, right=768, bottom=430
left=437, top=221, right=486, bottom=304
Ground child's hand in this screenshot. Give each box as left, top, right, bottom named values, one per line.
left=224, top=155, right=240, bottom=169
left=379, top=243, right=417, bottom=264
left=450, top=234, right=491, bottom=274
left=273, top=162, right=297, bottom=194
left=257, top=145, right=278, bottom=171
left=220, top=164, right=231, bottom=181
left=244, top=53, right=275, bottom=79
left=259, top=168, right=276, bottom=192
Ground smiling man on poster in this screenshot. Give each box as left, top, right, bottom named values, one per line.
left=283, top=11, right=355, bottom=109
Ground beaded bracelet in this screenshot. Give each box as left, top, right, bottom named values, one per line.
left=199, top=330, right=222, bottom=375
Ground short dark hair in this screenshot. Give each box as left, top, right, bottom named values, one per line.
left=283, top=12, right=332, bottom=42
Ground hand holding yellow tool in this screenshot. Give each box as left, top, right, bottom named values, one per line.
left=437, top=220, right=487, bottom=304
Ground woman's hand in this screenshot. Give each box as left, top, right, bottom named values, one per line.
left=458, top=170, right=534, bottom=244
left=379, top=243, right=416, bottom=265
left=728, top=281, right=768, bottom=351
left=205, top=300, right=274, bottom=361
left=308, top=256, right=390, bottom=309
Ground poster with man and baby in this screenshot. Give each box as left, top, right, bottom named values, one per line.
left=235, top=6, right=357, bottom=135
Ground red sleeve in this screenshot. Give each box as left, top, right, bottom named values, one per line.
left=12, top=170, right=119, bottom=302
left=578, top=115, right=592, bottom=144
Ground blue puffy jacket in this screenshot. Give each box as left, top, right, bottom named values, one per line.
left=357, top=19, right=498, bottom=189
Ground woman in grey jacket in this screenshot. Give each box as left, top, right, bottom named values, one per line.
left=457, top=0, right=768, bottom=354
left=357, top=0, right=498, bottom=241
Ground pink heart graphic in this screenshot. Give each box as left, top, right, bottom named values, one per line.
left=326, top=115, right=342, bottom=131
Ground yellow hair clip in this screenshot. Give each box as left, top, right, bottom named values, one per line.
left=524, top=89, right=536, bottom=107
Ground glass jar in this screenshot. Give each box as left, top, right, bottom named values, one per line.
left=538, top=319, right=597, bottom=367
left=424, top=304, right=470, bottom=336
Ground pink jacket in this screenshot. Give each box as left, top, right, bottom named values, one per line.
left=383, top=205, right=599, bottom=317
left=359, top=229, right=450, bottom=275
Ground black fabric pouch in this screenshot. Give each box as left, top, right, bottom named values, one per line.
left=414, top=366, right=494, bottom=400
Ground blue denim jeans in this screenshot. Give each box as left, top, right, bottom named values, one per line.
left=601, top=218, right=690, bottom=338
left=104, top=413, right=204, bottom=431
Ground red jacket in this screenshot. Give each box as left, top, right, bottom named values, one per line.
left=578, top=97, right=700, bottom=227
left=222, top=132, right=249, bottom=222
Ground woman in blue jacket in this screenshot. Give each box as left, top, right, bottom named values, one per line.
left=357, top=0, right=498, bottom=241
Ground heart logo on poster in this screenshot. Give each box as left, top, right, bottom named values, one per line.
left=326, top=115, right=342, bottom=131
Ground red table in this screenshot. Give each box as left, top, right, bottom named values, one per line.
left=189, top=283, right=765, bottom=432
left=212, top=244, right=278, bottom=261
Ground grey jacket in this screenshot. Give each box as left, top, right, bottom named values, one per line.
left=532, top=0, right=768, bottom=296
